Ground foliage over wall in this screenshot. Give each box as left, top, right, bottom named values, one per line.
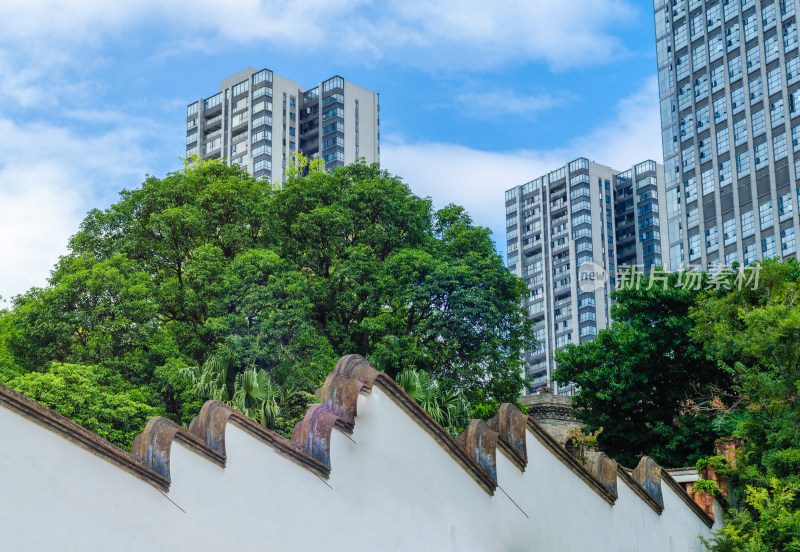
left=0, top=158, right=534, bottom=446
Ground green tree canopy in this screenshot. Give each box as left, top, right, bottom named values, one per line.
left=1, top=159, right=533, bottom=446
left=688, top=259, right=800, bottom=550
left=6, top=363, right=158, bottom=449
left=553, top=270, right=733, bottom=467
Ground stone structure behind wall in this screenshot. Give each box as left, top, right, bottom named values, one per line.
left=520, top=387, right=583, bottom=444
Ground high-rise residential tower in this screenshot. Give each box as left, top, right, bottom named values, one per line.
left=505, top=158, right=667, bottom=394
left=186, top=68, right=379, bottom=182
left=655, top=0, right=800, bottom=268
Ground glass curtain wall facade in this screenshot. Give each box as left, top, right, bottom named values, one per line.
left=655, top=0, right=800, bottom=268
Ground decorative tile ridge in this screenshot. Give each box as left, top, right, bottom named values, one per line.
left=615, top=458, right=664, bottom=515
left=318, top=354, right=381, bottom=432
left=188, top=401, right=329, bottom=479
left=525, top=417, right=617, bottom=505
left=0, top=381, right=169, bottom=491
left=291, top=354, right=381, bottom=469
left=486, top=403, right=528, bottom=471
left=131, top=416, right=225, bottom=484
left=584, top=451, right=619, bottom=499
left=292, top=354, right=497, bottom=494
left=661, top=469, right=715, bottom=527
left=632, top=456, right=665, bottom=510
left=456, top=420, right=499, bottom=482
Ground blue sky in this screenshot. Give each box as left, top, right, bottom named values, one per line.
left=0, top=0, right=663, bottom=300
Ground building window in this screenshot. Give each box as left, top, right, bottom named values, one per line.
left=723, top=217, right=737, bottom=246
left=760, top=200, right=774, bottom=230
left=716, top=127, right=730, bottom=155
left=782, top=227, right=797, bottom=254
left=768, top=67, right=783, bottom=96
left=746, top=45, right=761, bottom=73
left=679, top=83, right=693, bottom=111
left=701, top=168, right=714, bottom=196
left=709, top=65, right=724, bottom=94
left=791, top=89, right=800, bottom=117
left=736, top=150, right=751, bottom=177
left=725, top=0, right=739, bottom=20
left=785, top=22, right=799, bottom=52
left=779, top=191, right=794, bottom=221
left=731, top=86, right=745, bottom=114
left=783, top=0, right=797, bottom=20
left=771, top=98, right=785, bottom=127
left=762, top=234, right=777, bottom=257
left=252, top=69, right=273, bottom=85
left=773, top=131, right=788, bottom=161
left=688, top=205, right=699, bottom=228
left=694, top=74, right=709, bottom=101
left=754, top=141, right=769, bottom=170
left=664, top=126, right=678, bottom=156
left=685, top=175, right=698, bottom=203
left=693, top=45, right=708, bottom=72
left=744, top=242, right=757, bottom=265
left=788, top=56, right=800, bottom=86
left=726, top=22, right=740, bottom=51
left=709, top=34, right=724, bottom=64
left=728, top=55, right=742, bottom=82
left=741, top=209, right=755, bottom=238
left=706, top=225, right=720, bottom=252
left=682, top=113, right=695, bottom=141
left=253, top=87, right=272, bottom=100
left=766, top=34, right=780, bottom=63
left=764, top=1, right=777, bottom=28
left=697, top=106, right=710, bottom=131
left=676, top=54, right=691, bottom=82
left=749, top=75, right=763, bottom=104
left=719, top=159, right=732, bottom=187
left=322, top=77, right=345, bottom=92
left=689, top=233, right=701, bottom=260
left=675, top=22, right=688, bottom=50
left=743, top=13, right=758, bottom=42
left=232, top=80, right=249, bottom=97
left=714, top=96, right=728, bottom=123
left=752, top=109, right=766, bottom=137
left=682, top=147, right=696, bottom=171
left=734, top=118, right=748, bottom=145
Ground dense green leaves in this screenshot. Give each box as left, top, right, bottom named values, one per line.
left=0, top=159, right=532, bottom=447
left=689, top=260, right=800, bottom=550
left=5, top=363, right=158, bottom=449
left=554, top=271, right=732, bottom=467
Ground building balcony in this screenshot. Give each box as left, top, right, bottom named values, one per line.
left=204, top=114, right=222, bottom=131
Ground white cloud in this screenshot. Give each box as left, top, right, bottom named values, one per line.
left=0, top=0, right=638, bottom=70
left=450, top=88, right=565, bottom=119
left=381, top=77, right=662, bottom=246
left=0, top=115, right=171, bottom=300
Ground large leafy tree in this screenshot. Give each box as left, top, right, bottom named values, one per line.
left=553, top=271, right=733, bottom=467
left=690, top=259, right=800, bottom=550
left=1, top=159, right=533, bottom=446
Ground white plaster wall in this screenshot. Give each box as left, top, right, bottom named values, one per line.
left=0, top=386, right=718, bottom=551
